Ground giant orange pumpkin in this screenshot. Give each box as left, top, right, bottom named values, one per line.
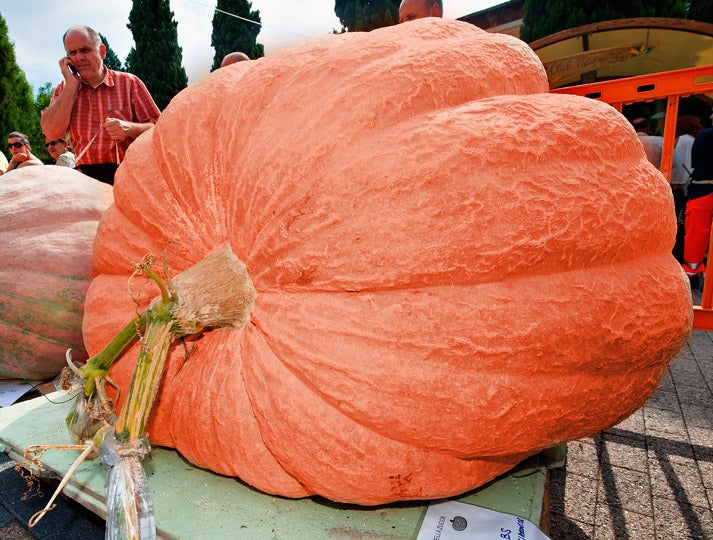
left=83, top=19, right=692, bottom=505
left=0, top=167, right=113, bottom=380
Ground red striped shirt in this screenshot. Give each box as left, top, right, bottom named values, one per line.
left=51, top=69, right=160, bottom=166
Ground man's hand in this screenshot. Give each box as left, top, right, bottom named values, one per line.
left=11, top=151, right=29, bottom=164
left=103, top=117, right=131, bottom=141
left=59, top=57, right=81, bottom=90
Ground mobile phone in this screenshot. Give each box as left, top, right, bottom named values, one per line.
left=67, top=58, right=78, bottom=75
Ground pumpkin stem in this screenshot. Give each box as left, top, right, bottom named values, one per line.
left=76, top=315, right=146, bottom=398
left=115, top=317, right=174, bottom=441
left=114, top=244, right=257, bottom=439
left=140, top=257, right=173, bottom=306
left=24, top=245, right=256, bottom=540
left=73, top=251, right=178, bottom=399
left=103, top=244, right=256, bottom=539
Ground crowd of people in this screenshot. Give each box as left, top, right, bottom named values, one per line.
left=0, top=131, right=77, bottom=174
left=681, top=111, right=713, bottom=282
left=631, top=110, right=713, bottom=284
left=2, top=0, right=708, bottom=285
left=0, top=22, right=260, bottom=181
left=0, top=24, right=160, bottom=183
left=42, top=25, right=161, bottom=184
left=0, top=0, right=442, bottom=179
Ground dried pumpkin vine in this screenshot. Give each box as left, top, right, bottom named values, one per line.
left=26, top=244, right=257, bottom=539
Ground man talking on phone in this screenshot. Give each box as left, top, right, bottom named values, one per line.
left=41, top=25, right=160, bottom=185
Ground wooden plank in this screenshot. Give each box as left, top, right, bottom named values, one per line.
left=0, top=393, right=550, bottom=539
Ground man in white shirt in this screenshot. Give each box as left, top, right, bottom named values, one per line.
left=631, top=117, right=663, bottom=168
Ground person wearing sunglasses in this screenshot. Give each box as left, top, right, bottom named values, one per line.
left=5, top=132, right=43, bottom=172
left=44, top=136, right=76, bottom=168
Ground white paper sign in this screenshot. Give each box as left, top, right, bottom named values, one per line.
left=416, top=500, right=550, bottom=540
left=0, top=380, right=34, bottom=408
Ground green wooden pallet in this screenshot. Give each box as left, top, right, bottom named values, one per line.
left=0, top=393, right=554, bottom=539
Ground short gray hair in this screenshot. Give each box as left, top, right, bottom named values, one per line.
left=63, top=25, right=102, bottom=48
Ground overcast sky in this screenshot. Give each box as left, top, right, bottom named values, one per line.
left=2, top=0, right=502, bottom=94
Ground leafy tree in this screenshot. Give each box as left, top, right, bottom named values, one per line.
left=126, top=0, right=188, bottom=110
left=35, top=82, right=53, bottom=114
left=34, top=82, right=55, bottom=162
left=211, top=0, right=264, bottom=71
left=520, top=0, right=688, bottom=42
left=100, top=33, right=124, bottom=71
left=0, top=13, right=42, bottom=157
left=689, top=0, right=713, bottom=22
left=334, top=0, right=400, bottom=32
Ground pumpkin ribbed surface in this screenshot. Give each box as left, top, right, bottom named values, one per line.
left=82, top=19, right=692, bottom=504
left=0, top=166, right=113, bottom=380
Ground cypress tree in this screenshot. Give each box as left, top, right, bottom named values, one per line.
left=0, top=13, right=42, bottom=153
left=100, top=33, right=124, bottom=72
left=334, top=0, right=400, bottom=32
left=126, top=0, right=188, bottom=110
left=211, top=0, right=264, bottom=71
left=33, top=82, right=55, bottom=162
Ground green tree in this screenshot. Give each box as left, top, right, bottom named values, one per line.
left=0, top=13, right=42, bottom=158
left=34, top=82, right=55, bottom=162
left=334, top=0, right=400, bottom=32
left=520, top=0, right=688, bottom=42
left=211, top=0, right=264, bottom=71
left=100, top=33, right=124, bottom=71
left=35, top=82, right=53, bottom=114
left=125, top=0, right=187, bottom=110
left=689, top=0, right=713, bottom=22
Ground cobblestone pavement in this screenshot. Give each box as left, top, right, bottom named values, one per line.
left=549, top=317, right=713, bottom=539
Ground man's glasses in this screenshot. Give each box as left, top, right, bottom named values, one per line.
left=45, top=140, right=63, bottom=148
left=8, top=142, right=26, bottom=149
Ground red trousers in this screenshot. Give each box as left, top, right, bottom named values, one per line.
left=684, top=192, right=713, bottom=265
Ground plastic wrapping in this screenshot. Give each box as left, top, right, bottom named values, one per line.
left=66, top=394, right=99, bottom=445
left=60, top=362, right=116, bottom=448
left=102, top=430, right=156, bottom=540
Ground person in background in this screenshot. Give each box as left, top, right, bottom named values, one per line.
left=671, top=115, right=704, bottom=262
left=671, top=116, right=704, bottom=197
left=5, top=132, right=43, bottom=171
left=631, top=117, right=663, bottom=168
left=41, top=25, right=160, bottom=185
left=45, top=136, right=76, bottom=168
left=398, top=0, right=443, bottom=22
left=682, top=109, right=713, bottom=282
left=220, top=51, right=250, bottom=68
